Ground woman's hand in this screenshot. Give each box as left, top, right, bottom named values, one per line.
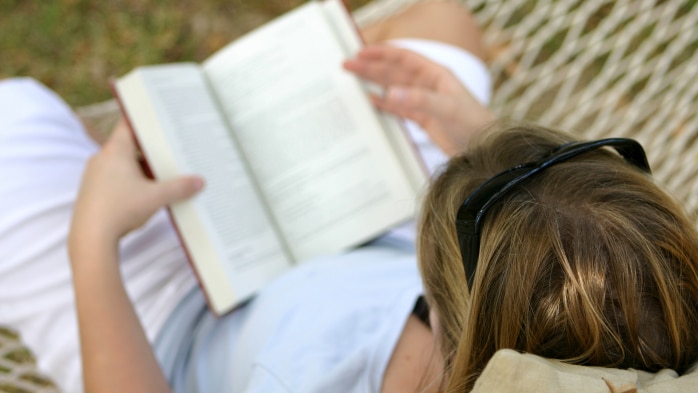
left=69, top=120, right=204, bottom=252
left=344, top=45, right=495, bottom=156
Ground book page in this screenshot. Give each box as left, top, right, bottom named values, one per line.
left=322, top=0, right=428, bottom=190
left=202, top=0, right=427, bottom=261
left=115, top=65, right=291, bottom=313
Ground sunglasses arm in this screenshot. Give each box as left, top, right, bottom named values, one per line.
left=456, top=218, right=480, bottom=290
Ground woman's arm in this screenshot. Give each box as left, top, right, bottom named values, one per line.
left=344, top=45, right=495, bottom=156
left=68, top=120, right=203, bottom=393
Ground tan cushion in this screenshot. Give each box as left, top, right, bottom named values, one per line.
left=472, top=349, right=698, bottom=393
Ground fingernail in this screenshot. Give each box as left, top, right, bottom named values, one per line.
left=192, top=178, right=205, bottom=191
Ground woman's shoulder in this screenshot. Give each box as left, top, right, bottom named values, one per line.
left=228, top=245, right=424, bottom=392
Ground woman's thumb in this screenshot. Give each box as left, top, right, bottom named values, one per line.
left=156, top=176, right=205, bottom=206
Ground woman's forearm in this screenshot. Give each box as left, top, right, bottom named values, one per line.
left=70, top=238, right=171, bottom=393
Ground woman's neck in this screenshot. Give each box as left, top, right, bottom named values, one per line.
left=381, top=314, right=443, bottom=393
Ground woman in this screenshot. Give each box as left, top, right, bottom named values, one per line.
left=4, top=2, right=698, bottom=393
left=70, top=58, right=698, bottom=393
left=73, top=31, right=698, bottom=393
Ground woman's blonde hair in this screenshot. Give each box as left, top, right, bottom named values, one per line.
left=418, top=123, right=698, bottom=392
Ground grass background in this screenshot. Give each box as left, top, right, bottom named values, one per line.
left=0, top=0, right=371, bottom=107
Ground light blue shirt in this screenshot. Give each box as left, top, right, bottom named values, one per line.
left=155, top=244, right=423, bottom=393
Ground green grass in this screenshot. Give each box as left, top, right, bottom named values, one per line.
left=0, top=0, right=370, bottom=107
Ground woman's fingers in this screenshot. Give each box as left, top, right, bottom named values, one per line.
left=372, top=86, right=472, bottom=156
left=373, top=86, right=455, bottom=123
left=344, top=45, right=444, bottom=88
left=107, top=119, right=134, bottom=149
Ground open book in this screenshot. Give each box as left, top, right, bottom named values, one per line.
left=113, top=0, right=427, bottom=315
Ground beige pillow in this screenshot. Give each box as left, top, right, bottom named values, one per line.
left=472, top=349, right=698, bottom=393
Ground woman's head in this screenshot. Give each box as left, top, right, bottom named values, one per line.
left=418, top=123, right=698, bottom=391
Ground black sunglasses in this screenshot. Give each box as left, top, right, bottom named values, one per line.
left=455, top=138, right=652, bottom=289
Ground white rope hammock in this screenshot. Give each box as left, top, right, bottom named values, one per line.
left=0, top=329, right=59, bottom=393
